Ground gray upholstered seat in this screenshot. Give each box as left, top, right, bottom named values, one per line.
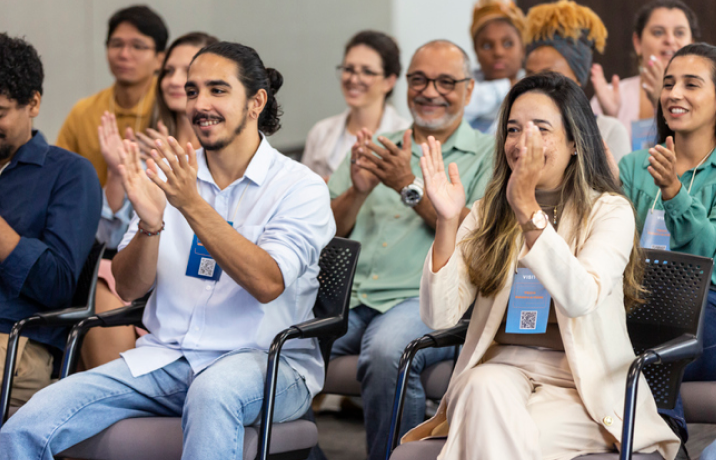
left=681, top=381, right=716, bottom=423
left=389, top=438, right=663, bottom=460
left=59, top=418, right=317, bottom=460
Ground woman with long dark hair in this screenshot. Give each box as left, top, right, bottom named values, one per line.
left=401, top=72, right=679, bottom=459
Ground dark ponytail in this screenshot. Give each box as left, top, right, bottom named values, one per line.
left=193, top=41, right=283, bottom=135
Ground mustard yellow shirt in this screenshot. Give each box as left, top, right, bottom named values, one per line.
left=56, top=81, right=157, bottom=186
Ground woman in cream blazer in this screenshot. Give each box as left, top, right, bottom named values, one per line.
left=404, top=73, right=679, bottom=460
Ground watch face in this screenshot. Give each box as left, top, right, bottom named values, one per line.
left=533, top=211, right=548, bottom=229
left=405, top=189, right=421, bottom=204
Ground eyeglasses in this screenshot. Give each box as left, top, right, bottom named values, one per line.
left=406, top=72, right=470, bottom=96
left=107, top=40, right=156, bottom=55
left=336, top=65, right=384, bottom=83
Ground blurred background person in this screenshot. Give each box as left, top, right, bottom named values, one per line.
left=523, top=0, right=631, bottom=162
left=591, top=0, right=698, bottom=146
left=302, top=30, right=409, bottom=180
left=464, top=0, right=525, bottom=133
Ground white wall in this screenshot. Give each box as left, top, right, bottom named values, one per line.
left=390, top=0, right=478, bottom=119
left=0, top=0, right=391, bottom=150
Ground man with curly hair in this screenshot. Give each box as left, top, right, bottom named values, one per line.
left=0, top=33, right=101, bottom=406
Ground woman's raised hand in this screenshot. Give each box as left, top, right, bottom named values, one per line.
left=506, top=122, right=544, bottom=218
left=98, top=112, right=127, bottom=174
left=590, top=63, right=621, bottom=117
left=420, top=136, right=465, bottom=222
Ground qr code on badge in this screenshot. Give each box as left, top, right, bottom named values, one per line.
left=520, top=311, right=537, bottom=330
left=198, top=257, right=216, bottom=277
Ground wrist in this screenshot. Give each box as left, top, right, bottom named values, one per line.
left=394, top=174, right=417, bottom=193
left=138, top=219, right=164, bottom=234
left=513, top=199, right=541, bottom=226
left=661, top=182, right=682, bottom=201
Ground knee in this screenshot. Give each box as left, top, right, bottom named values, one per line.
left=452, top=365, right=516, bottom=403
left=357, top=334, right=405, bottom=377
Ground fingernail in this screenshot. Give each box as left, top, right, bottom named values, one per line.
left=156, top=140, right=162, bottom=147
left=650, top=55, right=657, bottom=61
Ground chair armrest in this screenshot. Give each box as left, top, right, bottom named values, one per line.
left=424, top=320, right=469, bottom=348
left=292, top=317, right=344, bottom=340
left=33, top=307, right=97, bottom=326
left=646, top=333, right=701, bottom=365
left=94, top=302, right=147, bottom=328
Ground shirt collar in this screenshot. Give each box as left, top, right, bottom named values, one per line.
left=195, top=134, right=274, bottom=188
left=402, top=119, right=479, bottom=158
left=8, top=131, right=49, bottom=168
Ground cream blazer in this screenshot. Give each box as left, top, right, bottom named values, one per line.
left=403, top=192, right=680, bottom=460
left=301, top=105, right=410, bottom=177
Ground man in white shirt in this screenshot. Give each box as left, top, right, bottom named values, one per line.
left=0, top=41, right=335, bottom=460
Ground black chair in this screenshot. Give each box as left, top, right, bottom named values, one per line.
left=386, top=249, right=713, bottom=460
left=0, top=241, right=105, bottom=427
left=58, top=237, right=360, bottom=460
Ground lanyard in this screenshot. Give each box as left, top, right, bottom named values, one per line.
left=650, top=149, right=712, bottom=213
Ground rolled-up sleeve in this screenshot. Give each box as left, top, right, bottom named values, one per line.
left=97, top=191, right=134, bottom=249
left=259, top=177, right=336, bottom=290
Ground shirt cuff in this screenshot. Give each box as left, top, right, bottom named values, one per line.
left=662, top=185, right=692, bottom=219
left=101, top=190, right=132, bottom=222
left=0, top=237, right=47, bottom=297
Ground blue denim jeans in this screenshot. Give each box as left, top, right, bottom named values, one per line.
left=0, top=350, right=310, bottom=460
left=702, top=439, right=716, bottom=460
left=330, top=298, right=455, bottom=460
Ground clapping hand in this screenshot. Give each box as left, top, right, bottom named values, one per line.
left=648, top=136, right=681, bottom=200
left=98, top=112, right=128, bottom=174
left=129, top=120, right=171, bottom=160
left=356, top=129, right=415, bottom=192
left=118, top=140, right=166, bottom=231
left=419, top=136, right=464, bottom=222
left=145, top=137, right=202, bottom=211
left=349, top=128, right=381, bottom=194
left=640, top=55, right=665, bottom=108
left=506, top=122, right=545, bottom=220
left=590, top=64, right=621, bottom=117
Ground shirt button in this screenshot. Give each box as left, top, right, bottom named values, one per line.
left=205, top=285, right=212, bottom=291
left=362, top=293, right=367, bottom=298
left=603, top=416, right=613, bottom=426
left=372, top=275, right=379, bottom=280
left=382, top=242, right=388, bottom=247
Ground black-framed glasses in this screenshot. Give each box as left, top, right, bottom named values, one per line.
left=336, top=65, right=384, bottom=83
left=107, top=39, right=156, bottom=54
left=406, top=72, right=470, bottom=96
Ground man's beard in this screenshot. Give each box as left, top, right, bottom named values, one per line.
left=409, top=96, right=459, bottom=130
left=197, top=105, right=249, bottom=152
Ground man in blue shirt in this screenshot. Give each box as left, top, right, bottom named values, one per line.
left=0, top=42, right=334, bottom=460
left=0, top=33, right=101, bottom=406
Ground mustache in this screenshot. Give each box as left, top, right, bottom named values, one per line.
left=192, top=112, right=225, bottom=124
left=413, top=95, right=449, bottom=107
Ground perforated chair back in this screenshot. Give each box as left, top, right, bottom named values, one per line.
left=313, top=237, right=361, bottom=366
left=627, top=249, right=712, bottom=409
left=70, top=241, right=106, bottom=313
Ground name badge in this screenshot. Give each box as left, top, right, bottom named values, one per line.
left=640, top=210, right=670, bottom=250
left=631, top=118, right=657, bottom=152
left=505, top=268, right=551, bottom=334
left=185, top=221, right=233, bottom=281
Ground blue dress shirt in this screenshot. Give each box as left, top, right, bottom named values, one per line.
left=0, top=131, right=101, bottom=350
left=118, top=136, right=336, bottom=397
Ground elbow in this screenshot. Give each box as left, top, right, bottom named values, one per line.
left=254, top=283, right=284, bottom=304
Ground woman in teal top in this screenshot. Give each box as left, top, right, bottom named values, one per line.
left=620, top=43, right=716, bottom=386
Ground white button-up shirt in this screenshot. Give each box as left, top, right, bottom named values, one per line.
left=118, top=136, right=336, bottom=397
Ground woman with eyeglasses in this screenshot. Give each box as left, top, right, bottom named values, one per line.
left=301, top=30, right=409, bottom=180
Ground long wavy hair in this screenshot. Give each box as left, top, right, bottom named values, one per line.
left=462, top=72, right=644, bottom=308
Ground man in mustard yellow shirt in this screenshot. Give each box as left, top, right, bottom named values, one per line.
left=56, top=5, right=167, bottom=186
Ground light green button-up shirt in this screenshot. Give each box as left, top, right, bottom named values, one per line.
left=328, top=120, right=495, bottom=312
left=619, top=146, right=716, bottom=285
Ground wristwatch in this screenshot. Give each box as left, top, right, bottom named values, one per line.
left=520, top=210, right=548, bottom=232
left=400, top=177, right=424, bottom=208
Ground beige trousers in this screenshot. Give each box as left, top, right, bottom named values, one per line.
left=441, top=345, right=615, bottom=460
left=0, top=333, right=53, bottom=407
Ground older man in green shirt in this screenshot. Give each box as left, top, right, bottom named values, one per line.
left=327, top=39, right=494, bottom=460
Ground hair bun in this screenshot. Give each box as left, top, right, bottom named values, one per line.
left=266, top=68, right=283, bottom=95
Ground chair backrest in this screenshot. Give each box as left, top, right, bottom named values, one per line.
left=312, top=237, right=361, bottom=365
left=69, top=241, right=106, bottom=314
left=627, top=249, right=713, bottom=409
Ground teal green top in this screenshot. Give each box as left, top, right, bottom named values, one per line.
left=328, top=120, right=495, bottom=312
left=619, top=146, right=716, bottom=285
